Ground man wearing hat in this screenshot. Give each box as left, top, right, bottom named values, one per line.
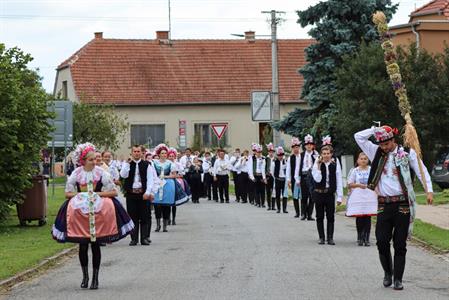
left=247, top=143, right=259, bottom=205
left=355, top=125, right=433, bottom=290
left=296, top=134, right=319, bottom=220
left=286, top=137, right=302, bottom=216
left=249, top=144, right=267, bottom=207
left=271, top=146, right=288, bottom=213
left=265, top=143, right=276, bottom=210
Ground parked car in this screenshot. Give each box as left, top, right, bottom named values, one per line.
left=431, top=147, right=449, bottom=189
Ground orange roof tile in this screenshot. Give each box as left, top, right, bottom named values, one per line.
left=57, top=37, right=313, bottom=105
left=410, top=0, right=449, bottom=20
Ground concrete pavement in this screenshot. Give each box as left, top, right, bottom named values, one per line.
left=5, top=199, right=449, bottom=300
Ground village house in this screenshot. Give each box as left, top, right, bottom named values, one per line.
left=53, top=30, right=313, bottom=156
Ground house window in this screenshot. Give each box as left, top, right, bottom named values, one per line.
left=130, top=124, right=165, bottom=147
left=62, top=81, right=68, bottom=99
left=194, top=123, right=229, bottom=148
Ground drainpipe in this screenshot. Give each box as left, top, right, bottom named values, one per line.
left=411, top=24, right=420, bottom=56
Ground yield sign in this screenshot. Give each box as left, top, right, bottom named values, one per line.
left=210, top=123, right=228, bottom=140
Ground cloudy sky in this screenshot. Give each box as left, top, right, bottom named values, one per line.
left=1, top=0, right=429, bottom=93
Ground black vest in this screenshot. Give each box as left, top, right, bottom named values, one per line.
left=123, top=160, right=148, bottom=192
left=314, top=162, right=337, bottom=193
left=290, top=154, right=297, bottom=181
left=274, top=159, right=286, bottom=179
left=299, top=151, right=316, bottom=177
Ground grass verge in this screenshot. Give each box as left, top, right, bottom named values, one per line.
left=0, top=185, right=72, bottom=281
left=412, top=219, right=449, bottom=252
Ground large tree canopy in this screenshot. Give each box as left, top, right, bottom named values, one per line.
left=274, top=0, right=397, bottom=141
left=332, top=43, right=449, bottom=165
left=0, top=44, right=53, bottom=221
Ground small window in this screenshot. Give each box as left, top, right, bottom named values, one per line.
left=62, top=81, right=68, bottom=99
left=130, top=124, right=165, bottom=147
left=194, top=123, right=228, bottom=148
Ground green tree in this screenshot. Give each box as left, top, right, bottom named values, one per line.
left=73, top=100, right=128, bottom=151
left=0, top=44, right=54, bottom=221
left=274, top=0, right=397, bottom=139
left=332, top=42, right=449, bottom=165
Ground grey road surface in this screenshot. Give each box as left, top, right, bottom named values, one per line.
left=6, top=200, right=449, bottom=300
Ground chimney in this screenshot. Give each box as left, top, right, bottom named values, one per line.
left=156, top=30, right=169, bottom=40
left=94, top=32, right=103, bottom=39
left=245, top=31, right=255, bottom=42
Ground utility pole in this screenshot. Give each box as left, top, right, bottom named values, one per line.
left=262, top=10, right=284, bottom=147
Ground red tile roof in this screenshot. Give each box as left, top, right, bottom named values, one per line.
left=57, top=36, right=313, bottom=105
left=410, top=0, right=449, bottom=20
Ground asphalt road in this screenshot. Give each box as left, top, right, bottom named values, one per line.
left=5, top=199, right=449, bottom=300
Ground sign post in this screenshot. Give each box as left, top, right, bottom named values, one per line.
left=251, top=91, right=272, bottom=122
left=210, top=123, right=228, bottom=140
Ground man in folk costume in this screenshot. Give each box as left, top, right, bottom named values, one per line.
left=355, top=125, right=433, bottom=290
left=213, top=149, right=231, bottom=203
left=229, top=148, right=241, bottom=202
left=270, top=146, right=288, bottom=213
left=248, top=144, right=267, bottom=207
left=295, top=134, right=319, bottom=220
left=247, top=143, right=259, bottom=205
left=265, top=143, right=276, bottom=210
left=120, top=145, right=152, bottom=246
left=286, top=137, right=302, bottom=217
left=210, top=149, right=219, bottom=202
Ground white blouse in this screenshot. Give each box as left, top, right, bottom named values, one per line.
left=65, top=166, right=116, bottom=193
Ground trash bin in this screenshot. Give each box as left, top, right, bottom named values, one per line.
left=17, top=175, right=49, bottom=226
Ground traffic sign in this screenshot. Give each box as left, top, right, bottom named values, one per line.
left=210, top=123, right=228, bottom=140
left=251, top=91, right=272, bottom=122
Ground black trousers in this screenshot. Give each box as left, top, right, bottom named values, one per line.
left=190, top=178, right=203, bottom=203
left=266, top=175, right=274, bottom=208
left=300, top=175, right=314, bottom=218
left=212, top=175, right=219, bottom=201
left=254, top=175, right=265, bottom=207
left=204, top=173, right=213, bottom=200
left=274, top=178, right=287, bottom=212
left=356, top=216, right=371, bottom=236
left=232, top=171, right=240, bottom=201
left=171, top=206, right=177, bottom=221
left=314, top=192, right=335, bottom=240
left=291, top=179, right=300, bottom=216
left=154, top=205, right=171, bottom=220
left=248, top=178, right=256, bottom=204
left=238, top=172, right=249, bottom=203
left=376, top=201, right=410, bottom=281
left=126, top=193, right=150, bottom=243
left=79, top=242, right=101, bottom=269
left=217, top=174, right=229, bottom=202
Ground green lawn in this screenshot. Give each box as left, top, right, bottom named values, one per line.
left=416, top=191, right=449, bottom=205
left=413, top=219, right=449, bottom=251
left=0, top=186, right=72, bottom=281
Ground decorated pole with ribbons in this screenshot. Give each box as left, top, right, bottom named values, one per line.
left=372, top=11, right=429, bottom=194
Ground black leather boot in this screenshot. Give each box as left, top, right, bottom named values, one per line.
left=155, top=219, right=161, bottom=232
left=276, top=198, right=281, bottom=213
left=163, top=219, right=168, bottom=232
left=327, top=223, right=335, bottom=245
left=379, top=253, right=393, bottom=287
left=172, top=218, right=176, bottom=225
left=141, top=224, right=150, bottom=245
left=357, top=231, right=363, bottom=246
left=282, top=198, right=288, bottom=213
left=394, top=255, right=406, bottom=290
left=364, top=231, right=370, bottom=247
left=293, top=199, right=300, bottom=218
left=168, top=219, right=172, bottom=225
left=90, top=268, right=99, bottom=290
left=80, top=266, right=89, bottom=288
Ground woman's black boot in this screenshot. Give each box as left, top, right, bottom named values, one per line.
left=90, top=268, right=99, bottom=290
left=80, top=266, right=89, bottom=289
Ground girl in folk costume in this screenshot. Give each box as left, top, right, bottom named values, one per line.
left=234, top=149, right=251, bottom=204
left=52, top=143, right=134, bottom=290
left=153, top=144, right=189, bottom=232
left=270, top=146, right=288, bottom=214
left=167, top=148, right=191, bottom=225
left=188, top=156, right=204, bottom=203
left=295, top=134, right=319, bottom=220
left=355, top=125, right=433, bottom=290
left=265, top=143, right=276, bottom=210
left=248, top=144, right=267, bottom=208
left=287, top=137, right=302, bottom=216
left=312, top=143, right=343, bottom=245
left=347, top=152, right=373, bottom=246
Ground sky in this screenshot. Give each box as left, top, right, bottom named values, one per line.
left=0, top=0, right=430, bottom=93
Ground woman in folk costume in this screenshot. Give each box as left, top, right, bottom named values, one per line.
left=265, top=143, right=276, bottom=210
left=286, top=137, right=302, bottom=216
left=167, top=148, right=191, bottom=225
left=270, top=146, right=288, bottom=213
left=153, top=144, right=189, bottom=232
left=52, top=143, right=134, bottom=290
left=355, top=125, right=433, bottom=290
left=312, top=141, right=343, bottom=245
left=347, top=152, right=373, bottom=246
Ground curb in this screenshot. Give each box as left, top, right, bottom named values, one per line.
left=410, top=235, right=449, bottom=255
left=0, top=246, right=77, bottom=291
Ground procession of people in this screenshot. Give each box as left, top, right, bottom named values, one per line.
left=51, top=125, right=434, bottom=292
